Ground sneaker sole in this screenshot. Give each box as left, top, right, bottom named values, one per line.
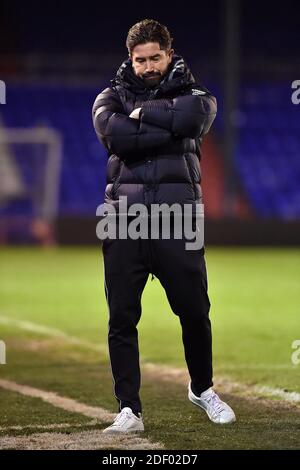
left=102, top=424, right=145, bottom=434
left=102, top=428, right=144, bottom=434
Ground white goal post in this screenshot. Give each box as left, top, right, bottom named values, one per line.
left=0, top=126, right=62, bottom=221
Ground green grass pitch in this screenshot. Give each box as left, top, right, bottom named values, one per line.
left=0, top=246, right=299, bottom=449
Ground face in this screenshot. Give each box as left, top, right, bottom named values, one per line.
left=131, top=42, right=174, bottom=88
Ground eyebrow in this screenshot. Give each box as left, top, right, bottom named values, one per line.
left=135, top=54, right=161, bottom=60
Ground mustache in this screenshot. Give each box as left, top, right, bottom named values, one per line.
left=142, top=72, right=161, bottom=78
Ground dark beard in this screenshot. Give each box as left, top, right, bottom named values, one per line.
left=142, top=73, right=162, bottom=89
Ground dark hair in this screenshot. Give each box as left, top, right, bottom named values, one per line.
left=126, top=19, right=173, bottom=56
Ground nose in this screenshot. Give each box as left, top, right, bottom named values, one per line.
left=145, top=60, right=155, bottom=72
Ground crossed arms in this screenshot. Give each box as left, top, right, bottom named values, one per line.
left=92, top=86, right=217, bottom=161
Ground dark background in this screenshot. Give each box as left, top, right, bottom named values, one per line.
left=0, top=0, right=299, bottom=244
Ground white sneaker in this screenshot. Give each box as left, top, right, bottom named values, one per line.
left=188, top=382, right=236, bottom=424
left=102, top=407, right=144, bottom=434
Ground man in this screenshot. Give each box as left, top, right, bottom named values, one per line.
left=92, top=19, right=236, bottom=433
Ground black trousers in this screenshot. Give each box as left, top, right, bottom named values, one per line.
left=102, top=219, right=213, bottom=415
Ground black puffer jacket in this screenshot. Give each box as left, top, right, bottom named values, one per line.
left=92, top=54, right=217, bottom=214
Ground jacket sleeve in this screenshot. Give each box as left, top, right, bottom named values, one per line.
left=139, top=87, right=217, bottom=138
left=92, top=87, right=173, bottom=160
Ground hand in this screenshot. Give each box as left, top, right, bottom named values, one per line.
left=129, top=107, right=141, bottom=120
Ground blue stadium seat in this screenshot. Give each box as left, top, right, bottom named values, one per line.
left=1, top=83, right=299, bottom=219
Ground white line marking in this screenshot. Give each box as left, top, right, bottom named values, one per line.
left=142, top=364, right=300, bottom=404
left=0, top=422, right=98, bottom=432
left=1, top=314, right=299, bottom=404
left=0, top=315, right=106, bottom=353
left=0, top=378, right=115, bottom=422
left=0, top=378, right=164, bottom=450
left=254, top=386, right=300, bottom=403
left=0, top=430, right=163, bottom=450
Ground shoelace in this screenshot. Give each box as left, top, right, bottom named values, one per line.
left=205, top=391, right=225, bottom=414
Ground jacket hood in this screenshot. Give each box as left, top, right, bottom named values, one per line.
left=110, top=53, right=196, bottom=96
